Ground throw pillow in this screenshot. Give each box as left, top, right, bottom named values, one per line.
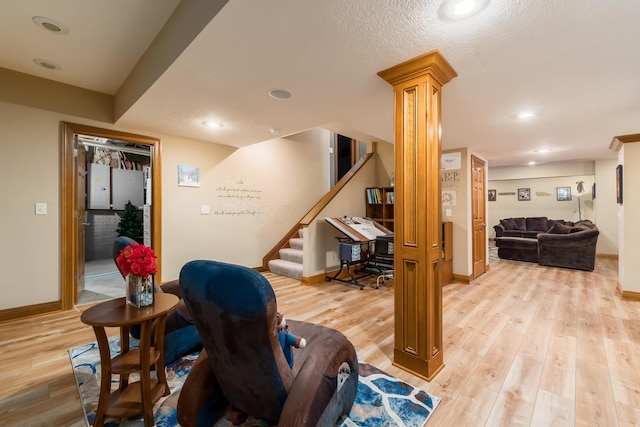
left=500, top=218, right=518, bottom=230
left=547, top=222, right=572, bottom=234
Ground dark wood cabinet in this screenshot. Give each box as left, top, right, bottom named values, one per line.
left=441, top=221, right=453, bottom=284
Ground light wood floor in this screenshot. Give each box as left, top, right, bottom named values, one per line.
left=1, top=256, right=638, bottom=426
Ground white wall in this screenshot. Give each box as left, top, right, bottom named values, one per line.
left=0, top=101, right=331, bottom=310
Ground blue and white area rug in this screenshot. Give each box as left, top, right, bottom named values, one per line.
left=69, top=337, right=440, bottom=427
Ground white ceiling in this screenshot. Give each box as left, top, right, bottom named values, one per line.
left=1, top=0, right=639, bottom=167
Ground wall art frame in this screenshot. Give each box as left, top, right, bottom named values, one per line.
left=556, top=186, right=572, bottom=201
left=616, top=164, right=623, bottom=204
left=518, top=188, right=531, bottom=201
left=178, top=164, right=200, bottom=187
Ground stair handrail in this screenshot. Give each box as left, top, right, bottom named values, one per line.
left=262, top=153, right=374, bottom=270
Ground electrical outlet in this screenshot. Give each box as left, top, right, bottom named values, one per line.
left=201, top=205, right=210, bottom=214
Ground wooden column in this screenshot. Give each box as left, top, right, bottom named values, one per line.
left=378, top=50, right=457, bottom=381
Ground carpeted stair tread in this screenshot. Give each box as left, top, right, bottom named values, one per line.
left=289, top=237, right=303, bottom=250
left=268, top=259, right=303, bottom=280
left=279, top=247, right=303, bottom=263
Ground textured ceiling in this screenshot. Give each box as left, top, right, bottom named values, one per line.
left=1, top=0, right=639, bottom=167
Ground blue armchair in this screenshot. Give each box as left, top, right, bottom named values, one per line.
left=176, top=260, right=359, bottom=427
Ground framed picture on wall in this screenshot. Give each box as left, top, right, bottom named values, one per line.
left=556, top=187, right=572, bottom=201
left=488, top=189, right=496, bottom=201
left=518, top=188, right=531, bottom=201
left=616, top=164, right=623, bottom=204
left=178, top=164, right=200, bottom=187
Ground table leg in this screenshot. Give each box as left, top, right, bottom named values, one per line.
left=153, top=315, right=170, bottom=395
left=118, top=326, right=130, bottom=389
left=92, top=326, right=111, bottom=427
left=139, top=319, right=154, bottom=427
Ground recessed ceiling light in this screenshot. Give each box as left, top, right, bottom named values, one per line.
left=32, top=16, right=69, bottom=34
left=269, top=128, right=280, bottom=135
left=517, top=111, right=535, bottom=119
left=203, top=121, right=223, bottom=128
left=438, top=0, right=490, bottom=21
left=33, top=58, right=62, bottom=70
left=269, top=89, right=292, bottom=100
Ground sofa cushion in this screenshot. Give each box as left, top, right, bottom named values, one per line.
left=547, top=219, right=566, bottom=229
left=513, top=217, right=526, bottom=231
left=547, top=222, right=572, bottom=234
left=574, top=219, right=596, bottom=229
left=500, top=218, right=519, bottom=230
left=526, top=217, right=548, bottom=231
left=570, top=224, right=590, bottom=233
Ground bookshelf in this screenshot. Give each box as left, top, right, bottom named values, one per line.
left=365, top=187, right=394, bottom=231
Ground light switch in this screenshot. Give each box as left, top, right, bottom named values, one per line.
left=445, top=208, right=452, bottom=217
left=201, top=205, right=210, bottom=214
left=35, top=202, right=47, bottom=215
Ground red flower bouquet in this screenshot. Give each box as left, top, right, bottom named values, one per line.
left=116, top=243, right=157, bottom=279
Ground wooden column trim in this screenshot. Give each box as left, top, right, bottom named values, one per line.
left=378, top=50, right=457, bottom=381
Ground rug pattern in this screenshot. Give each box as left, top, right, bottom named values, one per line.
left=69, top=337, right=440, bottom=427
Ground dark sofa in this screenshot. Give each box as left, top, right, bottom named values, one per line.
left=538, top=220, right=599, bottom=271
left=494, top=218, right=599, bottom=271
left=493, top=216, right=568, bottom=239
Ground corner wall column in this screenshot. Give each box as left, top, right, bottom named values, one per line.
left=378, top=50, right=457, bottom=380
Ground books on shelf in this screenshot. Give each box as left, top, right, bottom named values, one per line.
left=366, top=187, right=394, bottom=204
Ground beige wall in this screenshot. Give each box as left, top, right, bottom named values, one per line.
left=487, top=175, right=596, bottom=236
left=305, top=151, right=392, bottom=278
left=0, top=100, right=330, bottom=310
left=441, top=148, right=474, bottom=278
left=594, top=158, right=618, bottom=255
left=0, top=102, right=62, bottom=308
left=374, top=141, right=394, bottom=187
left=162, top=128, right=331, bottom=280
left=619, top=142, right=640, bottom=292
left=487, top=159, right=618, bottom=256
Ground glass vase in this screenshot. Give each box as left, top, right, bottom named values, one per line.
left=125, top=274, right=154, bottom=308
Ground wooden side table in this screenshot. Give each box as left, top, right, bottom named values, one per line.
left=80, top=293, right=179, bottom=427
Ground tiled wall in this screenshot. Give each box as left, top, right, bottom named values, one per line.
left=85, top=210, right=120, bottom=261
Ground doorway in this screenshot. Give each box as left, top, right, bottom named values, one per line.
left=61, top=123, right=162, bottom=310
left=471, top=155, right=487, bottom=279
left=331, top=133, right=368, bottom=187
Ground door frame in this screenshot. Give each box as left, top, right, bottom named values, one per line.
left=61, top=122, right=162, bottom=310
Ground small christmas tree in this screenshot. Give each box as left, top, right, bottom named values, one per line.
left=116, top=201, right=143, bottom=241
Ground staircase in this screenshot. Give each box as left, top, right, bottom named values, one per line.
left=267, top=229, right=304, bottom=280
left=262, top=153, right=374, bottom=281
